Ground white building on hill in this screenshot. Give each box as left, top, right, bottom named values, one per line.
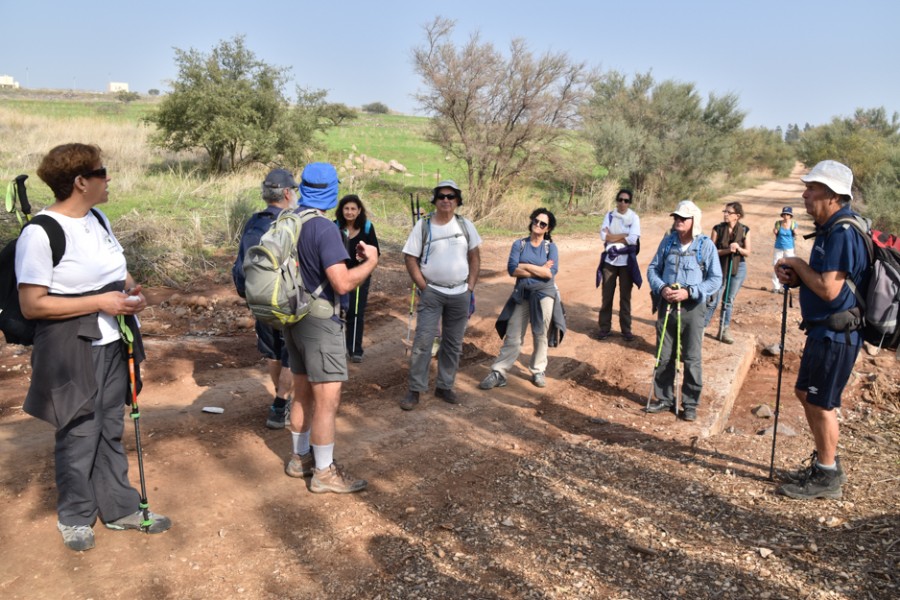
left=108, top=82, right=129, bottom=93
left=0, top=75, right=20, bottom=89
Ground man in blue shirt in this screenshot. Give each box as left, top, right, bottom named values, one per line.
left=775, top=160, right=868, bottom=500
left=646, top=200, right=722, bottom=422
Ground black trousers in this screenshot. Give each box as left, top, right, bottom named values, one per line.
left=345, top=278, right=371, bottom=356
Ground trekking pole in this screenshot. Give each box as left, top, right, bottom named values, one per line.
left=768, top=287, right=790, bottom=480
left=351, top=284, right=360, bottom=356
left=645, top=300, right=673, bottom=410
left=405, top=193, right=418, bottom=353
left=717, top=254, right=733, bottom=341
left=117, top=315, right=152, bottom=532
left=674, top=285, right=682, bottom=419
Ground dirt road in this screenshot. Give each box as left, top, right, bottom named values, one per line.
left=1, top=167, right=897, bottom=599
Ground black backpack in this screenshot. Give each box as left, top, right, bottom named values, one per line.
left=1, top=176, right=108, bottom=345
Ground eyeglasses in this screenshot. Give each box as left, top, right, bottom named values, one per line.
left=532, top=219, right=549, bottom=229
left=435, top=193, right=457, bottom=200
left=616, top=197, right=631, bottom=203
left=673, top=215, right=692, bottom=222
left=722, top=210, right=737, bottom=215
left=81, top=167, right=107, bottom=179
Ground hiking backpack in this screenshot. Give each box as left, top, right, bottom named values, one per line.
left=242, top=208, right=331, bottom=330
left=820, top=215, right=900, bottom=351
left=232, top=209, right=277, bottom=298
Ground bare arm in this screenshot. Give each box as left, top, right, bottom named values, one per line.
left=19, top=283, right=145, bottom=320
left=467, top=246, right=481, bottom=291
left=775, top=256, right=846, bottom=302
left=325, top=241, right=379, bottom=294
left=730, top=230, right=751, bottom=257
left=404, top=254, right=427, bottom=290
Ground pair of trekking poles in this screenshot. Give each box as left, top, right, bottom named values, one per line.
left=646, top=284, right=684, bottom=417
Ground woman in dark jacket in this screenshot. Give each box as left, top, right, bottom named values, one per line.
left=15, top=143, right=171, bottom=551
left=335, top=194, right=380, bottom=362
left=704, top=201, right=752, bottom=343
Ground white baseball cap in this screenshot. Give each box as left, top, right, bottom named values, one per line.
left=801, top=160, right=853, bottom=199
left=669, top=199, right=703, bottom=238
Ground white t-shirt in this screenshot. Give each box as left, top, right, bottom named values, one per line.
left=600, top=208, right=641, bottom=267
left=15, top=209, right=128, bottom=345
left=402, top=215, right=482, bottom=295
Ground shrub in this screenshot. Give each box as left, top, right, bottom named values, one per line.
left=362, top=102, right=389, bottom=114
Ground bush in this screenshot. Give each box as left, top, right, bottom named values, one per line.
left=362, top=102, right=389, bottom=114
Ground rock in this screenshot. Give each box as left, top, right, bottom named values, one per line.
left=762, top=344, right=781, bottom=356
left=758, top=547, right=773, bottom=558
left=388, top=159, right=407, bottom=173
left=865, top=433, right=890, bottom=445
left=752, top=404, right=773, bottom=418
left=757, top=423, right=797, bottom=436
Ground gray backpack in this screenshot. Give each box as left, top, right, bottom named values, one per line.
left=242, top=208, right=327, bottom=329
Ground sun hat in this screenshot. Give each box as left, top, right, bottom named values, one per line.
left=263, top=168, right=297, bottom=189
left=670, top=199, right=703, bottom=238
left=781, top=206, right=793, bottom=216
left=299, top=163, right=339, bottom=210
left=431, top=179, right=463, bottom=205
left=800, top=160, right=853, bottom=199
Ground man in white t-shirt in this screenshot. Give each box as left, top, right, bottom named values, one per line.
left=400, top=180, right=482, bottom=410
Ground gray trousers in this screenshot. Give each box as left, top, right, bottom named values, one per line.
left=408, top=287, right=471, bottom=392
left=55, top=342, right=140, bottom=526
left=652, top=299, right=705, bottom=408
left=598, top=262, right=634, bottom=333
left=491, top=296, right=554, bottom=376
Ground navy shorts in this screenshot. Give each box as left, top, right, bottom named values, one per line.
left=795, top=337, right=860, bottom=409
left=255, top=321, right=289, bottom=367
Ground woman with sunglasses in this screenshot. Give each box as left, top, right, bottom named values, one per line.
left=15, top=143, right=170, bottom=551
left=480, top=208, right=565, bottom=390
left=597, top=188, right=642, bottom=341
left=704, top=201, right=752, bottom=343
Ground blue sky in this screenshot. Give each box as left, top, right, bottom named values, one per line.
left=2, top=0, right=897, bottom=130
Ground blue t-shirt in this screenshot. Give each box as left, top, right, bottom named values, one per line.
left=297, top=212, right=351, bottom=311
left=507, top=238, right=558, bottom=285
left=800, top=206, right=869, bottom=344
left=774, top=221, right=796, bottom=250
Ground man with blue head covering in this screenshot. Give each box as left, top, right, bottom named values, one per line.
left=282, top=162, right=379, bottom=493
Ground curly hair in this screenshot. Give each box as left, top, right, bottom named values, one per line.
left=36, top=143, right=102, bottom=201
left=528, top=207, right=557, bottom=242
left=335, top=194, right=368, bottom=230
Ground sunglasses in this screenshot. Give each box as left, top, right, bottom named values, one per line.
left=532, top=219, right=549, bottom=229
left=616, top=197, right=631, bottom=203
left=435, top=193, right=457, bottom=200
left=673, top=215, right=693, bottom=222
left=81, top=167, right=108, bottom=179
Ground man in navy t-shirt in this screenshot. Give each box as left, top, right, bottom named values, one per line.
left=282, top=163, right=378, bottom=494
left=775, top=160, right=868, bottom=500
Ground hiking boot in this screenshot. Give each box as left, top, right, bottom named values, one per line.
left=266, top=402, right=290, bottom=429
left=309, top=462, right=367, bottom=494
left=104, top=510, right=172, bottom=534
left=350, top=354, right=363, bottom=363
left=646, top=400, right=674, bottom=414
left=435, top=387, right=459, bottom=404
left=597, top=329, right=611, bottom=340
left=777, top=463, right=843, bottom=500
left=399, top=390, right=420, bottom=411
left=57, top=522, right=95, bottom=552
left=782, top=451, right=848, bottom=485
left=479, top=370, right=508, bottom=390
left=682, top=406, right=697, bottom=421
left=531, top=372, right=546, bottom=388
left=622, top=331, right=636, bottom=342
left=285, top=452, right=314, bottom=478
left=720, top=327, right=734, bottom=344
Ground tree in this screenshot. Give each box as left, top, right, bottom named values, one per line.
left=116, top=90, right=140, bottom=103
left=362, top=102, right=389, bottom=114
left=147, top=36, right=292, bottom=171
left=412, top=17, right=594, bottom=218
left=148, top=88, right=160, bottom=96
left=582, top=70, right=745, bottom=206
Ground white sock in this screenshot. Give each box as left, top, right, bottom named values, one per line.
left=816, top=461, right=837, bottom=471
left=291, top=430, right=311, bottom=456
left=311, top=443, right=334, bottom=471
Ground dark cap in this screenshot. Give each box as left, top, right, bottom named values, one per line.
left=781, top=206, right=793, bottom=216
left=263, top=168, right=297, bottom=189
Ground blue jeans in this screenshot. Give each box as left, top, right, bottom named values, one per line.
left=705, top=261, right=746, bottom=329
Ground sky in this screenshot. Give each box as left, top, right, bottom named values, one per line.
left=1, top=0, right=898, bottom=130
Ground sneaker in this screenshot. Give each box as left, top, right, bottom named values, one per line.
left=720, top=328, right=734, bottom=344
left=57, top=522, right=95, bottom=551
left=266, top=402, right=290, bottom=430
left=309, top=462, right=367, bottom=494
left=479, top=370, right=508, bottom=390
left=646, top=400, right=674, bottom=414
left=777, top=463, right=843, bottom=500
left=399, top=390, right=420, bottom=411
left=682, top=406, right=697, bottom=421
left=622, top=331, right=636, bottom=342
left=597, top=329, right=611, bottom=340
left=285, top=452, right=314, bottom=478
left=435, top=387, right=459, bottom=404
left=782, top=451, right=848, bottom=485
left=772, top=287, right=782, bottom=294
left=350, top=354, right=363, bottom=363
left=104, top=510, right=172, bottom=534
left=531, top=372, right=546, bottom=388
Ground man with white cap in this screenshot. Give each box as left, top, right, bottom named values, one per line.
left=283, top=162, right=379, bottom=493
left=646, top=200, right=722, bottom=421
left=775, top=160, right=867, bottom=500
left=399, top=180, right=482, bottom=410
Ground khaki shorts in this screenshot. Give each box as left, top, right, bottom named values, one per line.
left=284, top=315, right=347, bottom=383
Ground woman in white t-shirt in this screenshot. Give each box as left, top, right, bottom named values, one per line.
left=15, top=143, right=170, bottom=552
left=597, top=188, right=642, bottom=341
